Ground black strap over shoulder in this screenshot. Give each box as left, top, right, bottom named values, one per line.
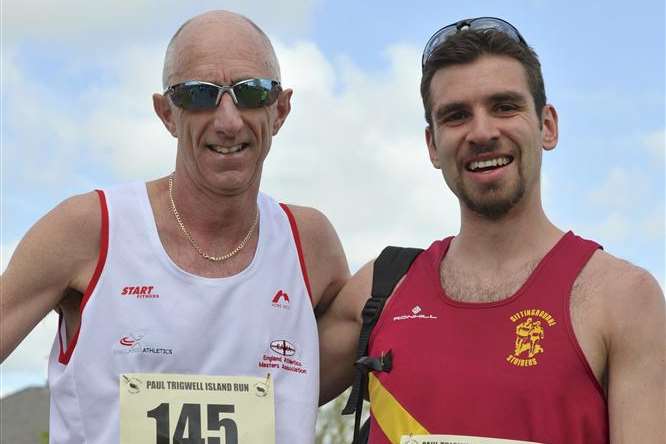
left=342, top=246, right=423, bottom=444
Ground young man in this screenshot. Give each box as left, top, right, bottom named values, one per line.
left=319, top=17, right=665, bottom=444
left=1, top=10, right=349, bottom=444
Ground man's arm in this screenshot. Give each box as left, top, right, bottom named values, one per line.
left=317, top=262, right=373, bottom=405
left=0, top=192, right=101, bottom=362
left=281, top=204, right=365, bottom=404
left=604, top=262, right=665, bottom=442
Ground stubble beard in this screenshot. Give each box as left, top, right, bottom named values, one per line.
left=456, top=172, right=526, bottom=221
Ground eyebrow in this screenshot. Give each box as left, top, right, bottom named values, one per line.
left=433, top=102, right=467, bottom=122
left=433, top=90, right=529, bottom=121
left=487, top=91, right=528, bottom=105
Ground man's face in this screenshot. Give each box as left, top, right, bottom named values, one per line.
left=425, top=55, right=557, bottom=220
left=154, top=19, right=291, bottom=196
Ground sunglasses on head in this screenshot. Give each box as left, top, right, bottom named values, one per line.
left=165, top=78, right=282, bottom=111
left=422, top=17, right=527, bottom=68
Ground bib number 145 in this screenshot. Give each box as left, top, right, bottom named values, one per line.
left=120, top=373, right=275, bottom=444
left=147, top=402, right=237, bottom=444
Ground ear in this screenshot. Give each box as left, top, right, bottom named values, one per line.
left=541, top=104, right=558, bottom=151
left=425, top=125, right=441, bottom=169
left=272, top=88, right=292, bottom=136
left=153, top=93, right=178, bottom=138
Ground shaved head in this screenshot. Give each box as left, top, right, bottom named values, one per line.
left=162, top=10, right=281, bottom=89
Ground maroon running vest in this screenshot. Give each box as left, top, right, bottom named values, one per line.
left=367, top=231, right=609, bottom=444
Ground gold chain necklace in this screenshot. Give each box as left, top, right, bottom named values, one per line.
left=168, top=173, right=259, bottom=262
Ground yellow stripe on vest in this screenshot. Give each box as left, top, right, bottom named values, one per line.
left=368, top=373, right=429, bottom=444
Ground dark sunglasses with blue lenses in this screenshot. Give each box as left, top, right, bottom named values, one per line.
left=165, top=78, right=282, bottom=111
left=422, top=17, right=527, bottom=68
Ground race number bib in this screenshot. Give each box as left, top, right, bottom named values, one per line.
left=120, top=373, right=274, bottom=444
left=400, top=436, right=542, bottom=444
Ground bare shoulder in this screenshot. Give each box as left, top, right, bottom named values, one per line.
left=1, top=191, right=103, bottom=361
left=282, top=204, right=336, bottom=240
left=5, top=191, right=103, bottom=288
left=576, top=250, right=663, bottom=307
left=575, top=250, right=664, bottom=338
left=281, top=204, right=350, bottom=309
left=39, top=191, right=102, bottom=262
left=54, top=191, right=102, bottom=234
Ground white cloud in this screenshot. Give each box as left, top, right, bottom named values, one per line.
left=587, top=166, right=649, bottom=212
left=81, top=45, right=176, bottom=181
left=583, top=166, right=663, bottom=244
left=265, top=41, right=459, bottom=268
left=2, top=44, right=174, bottom=183
left=641, top=207, right=666, bottom=241
left=2, top=50, right=84, bottom=188
left=643, top=129, right=665, bottom=164
left=593, top=212, right=630, bottom=243
left=579, top=204, right=664, bottom=255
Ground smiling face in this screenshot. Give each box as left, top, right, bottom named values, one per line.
left=153, top=12, right=291, bottom=197
left=425, top=55, right=558, bottom=220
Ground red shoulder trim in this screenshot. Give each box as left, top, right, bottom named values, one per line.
left=58, top=190, right=109, bottom=364
left=279, top=203, right=313, bottom=305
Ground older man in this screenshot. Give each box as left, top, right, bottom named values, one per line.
left=319, top=17, right=665, bottom=444
left=1, top=10, right=348, bottom=444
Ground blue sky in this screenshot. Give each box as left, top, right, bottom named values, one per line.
left=1, top=0, right=664, bottom=396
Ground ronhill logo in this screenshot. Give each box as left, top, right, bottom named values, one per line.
left=393, top=305, right=438, bottom=321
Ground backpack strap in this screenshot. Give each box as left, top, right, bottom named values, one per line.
left=342, top=246, right=423, bottom=444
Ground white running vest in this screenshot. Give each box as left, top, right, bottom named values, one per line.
left=48, top=182, right=319, bottom=444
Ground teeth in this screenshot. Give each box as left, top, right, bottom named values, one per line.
left=209, top=144, right=244, bottom=154
left=469, top=156, right=510, bottom=171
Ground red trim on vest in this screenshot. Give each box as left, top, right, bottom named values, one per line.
left=58, top=190, right=109, bottom=364
left=279, top=203, right=313, bottom=305
left=561, top=238, right=607, bottom=400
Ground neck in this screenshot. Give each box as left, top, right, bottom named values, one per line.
left=170, top=170, right=259, bottom=236
left=149, top=169, right=260, bottom=265
left=451, top=194, right=563, bottom=270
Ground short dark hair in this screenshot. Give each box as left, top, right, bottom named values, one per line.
left=420, top=29, right=546, bottom=127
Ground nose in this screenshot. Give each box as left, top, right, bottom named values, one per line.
left=212, top=92, right=244, bottom=137
left=465, top=110, right=500, bottom=147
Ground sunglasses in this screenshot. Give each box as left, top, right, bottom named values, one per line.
left=422, top=17, right=527, bottom=68
left=165, top=78, right=282, bottom=111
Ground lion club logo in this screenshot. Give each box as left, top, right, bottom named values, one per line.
left=506, top=308, right=557, bottom=367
